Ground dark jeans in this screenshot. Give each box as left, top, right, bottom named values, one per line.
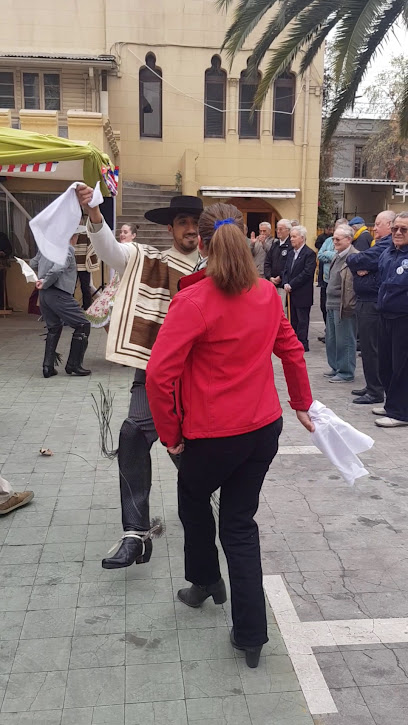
left=178, top=418, right=283, bottom=647
left=379, top=315, right=408, bottom=422
left=290, top=304, right=311, bottom=351
left=77, top=270, right=92, bottom=310
left=320, top=285, right=327, bottom=325
left=356, top=300, right=383, bottom=399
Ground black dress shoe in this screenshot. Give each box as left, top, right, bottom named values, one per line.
left=102, top=532, right=152, bottom=569
left=230, top=628, right=263, bottom=669
left=351, top=388, right=367, bottom=396
left=353, top=394, right=384, bottom=405
left=177, top=578, right=227, bottom=608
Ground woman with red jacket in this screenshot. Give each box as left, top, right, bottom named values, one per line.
left=146, top=203, right=314, bottom=668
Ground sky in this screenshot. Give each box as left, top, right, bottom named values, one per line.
left=343, top=20, right=407, bottom=118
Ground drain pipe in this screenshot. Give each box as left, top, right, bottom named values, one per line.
left=300, top=68, right=310, bottom=225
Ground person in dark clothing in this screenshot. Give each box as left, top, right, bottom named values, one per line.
left=372, top=212, right=408, bottom=428
left=30, top=228, right=92, bottom=379
left=347, top=211, right=395, bottom=405
left=0, top=231, right=12, bottom=310
left=315, top=223, right=335, bottom=340
left=282, top=225, right=316, bottom=352
left=264, top=218, right=292, bottom=308
left=349, top=216, right=373, bottom=251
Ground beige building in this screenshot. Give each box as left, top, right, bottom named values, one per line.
left=0, top=0, right=324, bottom=310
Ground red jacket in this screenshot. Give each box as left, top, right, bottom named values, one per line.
left=146, top=276, right=313, bottom=447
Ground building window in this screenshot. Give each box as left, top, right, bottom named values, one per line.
left=23, top=72, right=61, bottom=110
left=273, top=72, right=295, bottom=140
left=0, top=72, right=15, bottom=108
left=204, top=55, right=226, bottom=138
left=239, top=62, right=261, bottom=139
left=354, top=145, right=367, bottom=178
left=139, top=53, right=162, bottom=139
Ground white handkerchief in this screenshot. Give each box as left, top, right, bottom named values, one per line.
left=29, top=181, right=103, bottom=265
left=308, top=400, right=374, bottom=486
left=14, top=257, right=38, bottom=284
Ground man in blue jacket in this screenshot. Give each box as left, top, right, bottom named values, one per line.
left=347, top=211, right=395, bottom=404
left=373, top=212, right=408, bottom=427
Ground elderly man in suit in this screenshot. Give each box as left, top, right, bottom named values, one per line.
left=282, top=225, right=316, bottom=352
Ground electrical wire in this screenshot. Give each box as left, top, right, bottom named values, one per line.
left=127, top=47, right=307, bottom=116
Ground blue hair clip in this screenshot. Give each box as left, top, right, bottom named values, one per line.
left=214, top=218, right=235, bottom=230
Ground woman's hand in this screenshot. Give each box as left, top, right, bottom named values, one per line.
left=167, top=443, right=184, bottom=455
left=296, top=410, right=315, bottom=433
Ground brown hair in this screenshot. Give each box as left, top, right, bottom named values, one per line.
left=198, top=203, right=258, bottom=295
left=122, top=222, right=139, bottom=235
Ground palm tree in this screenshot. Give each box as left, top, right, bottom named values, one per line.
left=216, top=0, right=408, bottom=143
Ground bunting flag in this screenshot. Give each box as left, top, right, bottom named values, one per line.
left=101, top=165, right=119, bottom=196
left=0, top=162, right=58, bottom=173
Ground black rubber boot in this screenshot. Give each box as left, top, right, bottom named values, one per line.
left=102, top=421, right=154, bottom=569
left=177, top=578, right=227, bottom=608
left=230, top=628, right=263, bottom=669
left=102, top=532, right=153, bottom=569
left=65, top=332, right=91, bottom=376
left=43, top=325, right=63, bottom=378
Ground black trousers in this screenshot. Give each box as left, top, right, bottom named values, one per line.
left=39, top=287, right=89, bottom=330
left=378, top=314, right=408, bottom=422
left=320, top=285, right=327, bottom=325
left=290, top=304, right=311, bottom=351
left=77, top=271, right=92, bottom=310
left=356, top=300, right=383, bottom=399
left=178, top=418, right=283, bottom=647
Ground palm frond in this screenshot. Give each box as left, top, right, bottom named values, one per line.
left=215, top=0, right=236, bottom=11
left=333, top=0, right=393, bottom=85
left=250, top=0, right=339, bottom=107
left=248, top=0, right=323, bottom=71
left=221, top=0, right=278, bottom=60
left=299, top=16, right=339, bottom=75
left=324, top=0, right=406, bottom=143
left=399, top=73, right=408, bottom=138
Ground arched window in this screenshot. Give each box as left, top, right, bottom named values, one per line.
left=273, top=72, right=296, bottom=140
left=239, top=61, right=261, bottom=139
left=139, top=53, right=162, bottom=139
left=204, top=55, right=226, bottom=139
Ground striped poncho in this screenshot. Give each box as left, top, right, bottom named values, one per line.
left=106, top=242, right=198, bottom=369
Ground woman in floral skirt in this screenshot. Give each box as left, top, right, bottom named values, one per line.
left=85, top=223, right=139, bottom=330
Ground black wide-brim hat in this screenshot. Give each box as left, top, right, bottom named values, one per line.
left=144, top=195, right=204, bottom=225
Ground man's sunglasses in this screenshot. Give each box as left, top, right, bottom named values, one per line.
left=391, top=225, right=408, bottom=234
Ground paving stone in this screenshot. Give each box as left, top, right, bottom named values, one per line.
left=2, top=671, right=67, bottom=712
left=65, top=667, right=125, bottom=708
left=125, top=630, right=180, bottom=665
left=12, top=637, right=72, bottom=673
left=125, top=663, right=184, bottom=703
left=0, top=640, right=18, bottom=675
left=70, top=634, right=125, bottom=669
left=186, top=695, right=251, bottom=724
left=182, top=658, right=243, bottom=698
left=74, top=606, right=125, bottom=636
left=125, top=701, right=187, bottom=724
left=125, top=603, right=176, bottom=631
left=21, top=609, right=76, bottom=640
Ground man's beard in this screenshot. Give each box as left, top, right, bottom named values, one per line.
left=178, top=236, right=198, bottom=252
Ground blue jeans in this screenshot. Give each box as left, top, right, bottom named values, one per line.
left=325, top=308, right=357, bottom=380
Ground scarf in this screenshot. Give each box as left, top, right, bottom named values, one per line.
left=353, top=226, right=368, bottom=241
left=106, top=242, right=199, bottom=368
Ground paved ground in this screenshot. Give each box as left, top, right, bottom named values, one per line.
left=0, top=311, right=408, bottom=725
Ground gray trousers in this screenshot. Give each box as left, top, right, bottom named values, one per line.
left=39, top=287, right=88, bottom=330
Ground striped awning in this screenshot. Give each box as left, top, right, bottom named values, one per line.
left=0, top=162, right=58, bottom=173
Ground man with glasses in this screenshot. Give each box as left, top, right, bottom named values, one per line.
left=373, top=212, right=408, bottom=427
left=264, top=218, right=292, bottom=307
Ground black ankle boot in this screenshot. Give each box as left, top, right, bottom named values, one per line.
left=43, top=325, right=62, bottom=378
left=177, top=578, right=227, bottom=608
left=102, top=532, right=153, bottom=569
left=230, top=628, right=263, bottom=669
left=65, top=332, right=91, bottom=376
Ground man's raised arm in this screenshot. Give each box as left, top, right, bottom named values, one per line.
left=76, top=185, right=131, bottom=277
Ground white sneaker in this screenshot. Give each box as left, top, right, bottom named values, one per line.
left=372, top=407, right=386, bottom=416
left=375, top=417, right=408, bottom=428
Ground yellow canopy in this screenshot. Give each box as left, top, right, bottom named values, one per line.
left=0, top=126, right=113, bottom=196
